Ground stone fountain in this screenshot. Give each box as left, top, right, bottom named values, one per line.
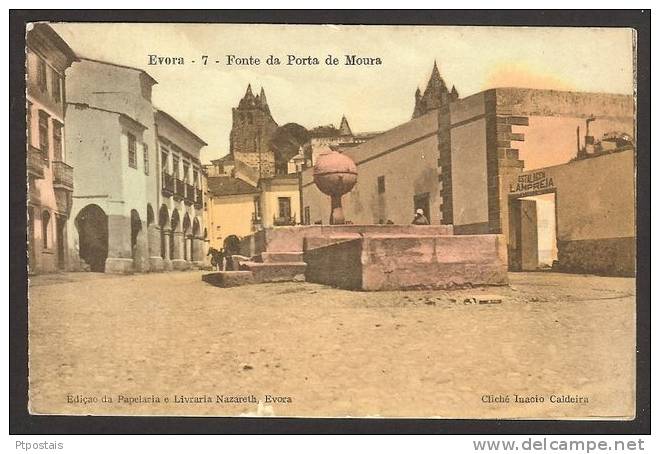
left=203, top=149, right=508, bottom=290
left=312, top=150, right=357, bottom=225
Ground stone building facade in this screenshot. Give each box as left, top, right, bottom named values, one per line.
left=505, top=149, right=635, bottom=276
left=412, top=60, right=459, bottom=119
left=302, top=62, right=635, bottom=276
left=156, top=110, right=208, bottom=271
left=64, top=58, right=208, bottom=273
left=229, top=85, right=279, bottom=179
left=205, top=174, right=299, bottom=250
left=26, top=24, right=78, bottom=274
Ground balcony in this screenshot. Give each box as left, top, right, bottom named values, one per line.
left=194, top=188, right=203, bottom=209
left=184, top=183, right=195, bottom=205
left=174, top=178, right=185, bottom=201
left=52, top=160, right=73, bottom=191
left=273, top=214, right=296, bottom=226
left=162, top=172, right=174, bottom=197
left=28, top=146, right=46, bottom=179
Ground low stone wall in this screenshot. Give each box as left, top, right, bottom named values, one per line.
left=557, top=237, right=635, bottom=277
left=303, top=238, right=363, bottom=290
left=303, top=233, right=508, bottom=291
left=239, top=224, right=455, bottom=256
left=361, top=234, right=508, bottom=290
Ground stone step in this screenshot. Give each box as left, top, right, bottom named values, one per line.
left=260, top=251, right=304, bottom=263
left=240, top=261, right=307, bottom=283
left=202, top=271, right=255, bottom=287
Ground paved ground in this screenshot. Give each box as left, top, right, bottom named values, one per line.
left=28, top=271, right=636, bottom=418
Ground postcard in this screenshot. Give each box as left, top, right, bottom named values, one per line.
left=25, top=22, right=637, bottom=419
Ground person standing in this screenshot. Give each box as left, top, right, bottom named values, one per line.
left=411, top=208, right=430, bottom=225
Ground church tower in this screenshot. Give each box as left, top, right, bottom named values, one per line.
left=339, top=114, right=353, bottom=137
left=412, top=61, right=459, bottom=119
left=229, top=84, right=279, bottom=178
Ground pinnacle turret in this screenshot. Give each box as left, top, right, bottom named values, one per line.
left=339, top=115, right=352, bottom=136
left=412, top=61, right=454, bottom=119
left=424, top=60, right=447, bottom=96
left=451, top=85, right=459, bottom=100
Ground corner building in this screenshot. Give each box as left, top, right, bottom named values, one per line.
left=26, top=24, right=78, bottom=274
left=156, top=110, right=208, bottom=271
left=64, top=58, right=207, bottom=273
left=302, top=62, right=635, bottom=276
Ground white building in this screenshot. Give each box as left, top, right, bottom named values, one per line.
left=155, top=109, right=208, bottom=270
left=64, top=58, right=207, bottom=273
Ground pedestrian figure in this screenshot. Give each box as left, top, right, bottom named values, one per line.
left=207, top=247, right=224, bottom=270
left=223, top=235, right=241, bottom=271
left=412, top=208, right=430, bottom=225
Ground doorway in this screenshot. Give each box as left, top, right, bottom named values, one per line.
left=75, top=204, right=108, bottom=272
left=130, top=209, right=142, bottom=266
left=56, top=215, right=66, bottom=270
left=508, top=192, right=557, bottom=271
left=413, top=192, right=430, bottom=220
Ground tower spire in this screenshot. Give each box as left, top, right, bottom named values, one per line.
left=339, top=115, right=352, bottom=137
left=412, top=60, right=452, bottom=119
left=451, top=84, right=459, bottom=100
left=426, top=60, right=445, bottom=93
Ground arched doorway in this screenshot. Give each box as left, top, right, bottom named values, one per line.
left=192, top=217, right=201, bottom=262
left=158, top=204, right=169, bottom=260
left=130, top=209, right=142, bottom=264
left=147, top=204, right=155, bottom=226
left=182, top=213, right=191, bottom=261
left=75, top=204, right=108, bottom=272
left=170, top=209, right=180, bottom=260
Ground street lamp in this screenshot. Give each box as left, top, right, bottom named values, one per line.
left=291, top=151, right=306, bottom=225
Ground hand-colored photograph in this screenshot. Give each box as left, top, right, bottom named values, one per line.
left=26, top=22, right=636, bottom=419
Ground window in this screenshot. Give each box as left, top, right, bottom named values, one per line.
left=172, top=156, right=180, bottom=178
left=52, top=120, right=63, bottom=161
left=42, top=210, right=50, bottom=249
left=37, top=58, right=47, bottom=92
left=414, top=192, right=431, bottom=222
left=143, top=144, right=149, bottom=175
left=161, top=148, right=169, bottom=173
left=38, top=111, right=49, bottom=159
left=183, top=162, right=190, bottom=183
left=127, top=133, right=137, bottom=168
left=377, top=175, right=386, bottom=194
left=278, top=197, right=291, bottom=219
left=26, top=102, right=32, bottom=147
left=193, top=169, right=199, bottom=188
left=51, top=70, right=62, bottom=103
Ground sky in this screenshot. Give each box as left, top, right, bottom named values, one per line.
left=50, top=23, right=635, bottom=164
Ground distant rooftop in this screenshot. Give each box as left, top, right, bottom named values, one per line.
left=155, top=109, right=208, bottom=147
left=78, top=56, right=158, bottom=86
left=207, top=175, right=260, bottom=196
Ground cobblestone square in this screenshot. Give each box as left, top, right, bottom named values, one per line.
left=28, top=271, right=635, bottom=418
